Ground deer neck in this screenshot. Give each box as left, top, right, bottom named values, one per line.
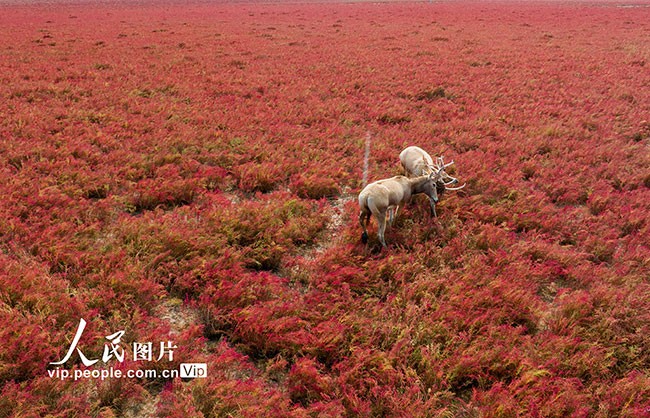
left=409, top=175, right=432, bottom=194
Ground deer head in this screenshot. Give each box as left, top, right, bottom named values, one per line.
left=430, top=156, right=466, bottom=191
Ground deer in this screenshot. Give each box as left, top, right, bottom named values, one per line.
left=359, top=170, right=448, bottom=248
left=399, top=146, right=465, bottom=217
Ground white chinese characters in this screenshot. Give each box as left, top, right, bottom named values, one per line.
left=50, top=319, right=177, bottom=366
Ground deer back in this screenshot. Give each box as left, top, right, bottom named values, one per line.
left=400, top=146, right=434, bottom=177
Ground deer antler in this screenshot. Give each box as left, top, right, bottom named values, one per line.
left=429, top=156, right=449, bottom=170
left=444, top=183, right=466, bottom=191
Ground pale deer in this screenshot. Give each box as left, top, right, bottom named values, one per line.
left=399, top=146, right=465, bottom=217
left=359, top=172, right=443, bottom=248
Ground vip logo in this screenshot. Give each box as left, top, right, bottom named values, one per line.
left=179, top=363, right=207, bottom=378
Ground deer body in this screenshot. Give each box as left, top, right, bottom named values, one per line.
left=400, top=146, right=434, bottom=177
left=359, top=174, right=438, bottom=247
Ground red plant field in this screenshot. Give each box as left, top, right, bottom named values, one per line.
left=0, top=0, right=649, bottom=416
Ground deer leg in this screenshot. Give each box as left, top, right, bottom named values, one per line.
left=359, top=209, right=370, bottom=243
left=390, top=205, right=399, bottom=226
left=429, top=197, right=438, bottom=218
left=377, top=210, right=388, bottom=248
